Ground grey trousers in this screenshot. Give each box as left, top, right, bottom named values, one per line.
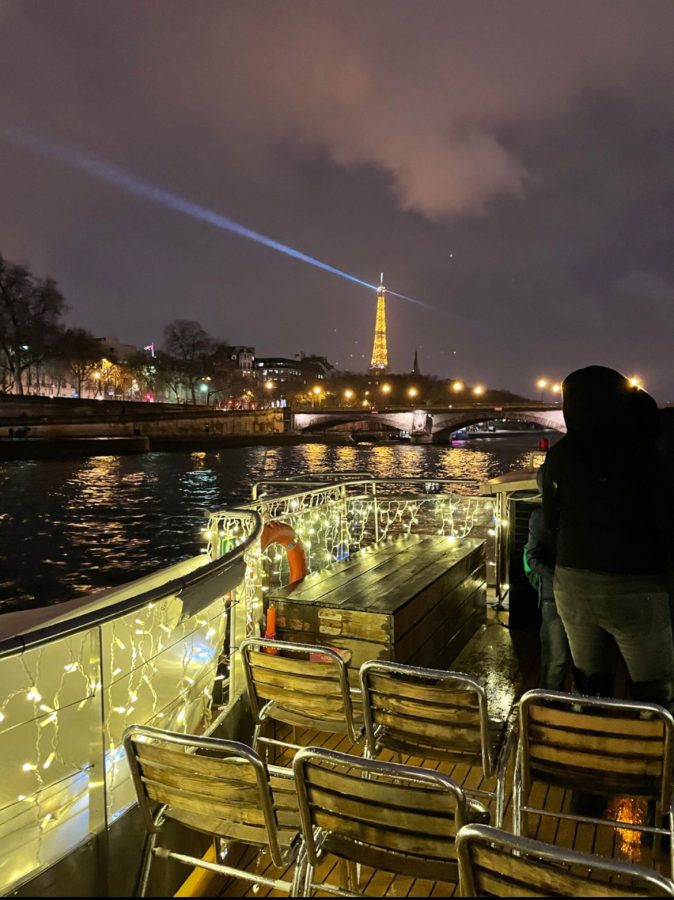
left=540, top=598, right=572, bottom=691
left=554, top=566, right=674, bottom=685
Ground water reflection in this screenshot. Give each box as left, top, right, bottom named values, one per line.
left=0, top=436, right=554, bottom=612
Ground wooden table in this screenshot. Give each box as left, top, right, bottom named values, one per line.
left=270, top=534, right=486, bottom=673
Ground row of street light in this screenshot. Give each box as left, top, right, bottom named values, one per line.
left=535, top=374, right=644, bottom=402
left=290, top=381, right=489, bottom=408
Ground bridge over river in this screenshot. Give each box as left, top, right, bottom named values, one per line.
left=292, top=403, right=566, bottom=443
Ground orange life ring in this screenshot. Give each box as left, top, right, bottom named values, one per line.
left=260, top=521, right=307, bottom=585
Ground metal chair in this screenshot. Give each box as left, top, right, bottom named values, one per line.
left=241, top=637, right=363, bottom=759
left=292, top=745, right=489, bottom=897
left=360, top=659, right=514, bottom=825
left=456, top=823, right=674, bottom=897
left=123, top=725, right=301, bottom=896
left=514, top=689, right=674, bottom=874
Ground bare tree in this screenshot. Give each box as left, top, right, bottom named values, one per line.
left=0, top=253, right=68, bottom=394
left=162, top=320, right=217, bottom=404
left=53, top=327, right=102, bottom=397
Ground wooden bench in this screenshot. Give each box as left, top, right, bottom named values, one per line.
left=269, top=534, right=486, bottom=676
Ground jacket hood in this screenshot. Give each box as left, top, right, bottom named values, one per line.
left=561, top=365, right=657, bottom=435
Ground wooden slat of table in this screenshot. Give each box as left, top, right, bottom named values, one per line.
left=365, top=547, right=482, bottom=615
left=274, top=537, right=425, bottom=604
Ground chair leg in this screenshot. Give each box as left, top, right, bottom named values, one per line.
left=346, top=860, right=359, bottom=892
left=293, top=851, right=314, bottom=898
left=495, top=773, right=505, bottom=828
left=512, top=765, right=523, bottom=836
left=338, top=859, right=359, bottom=892
left=136, top=831, right=157, bottom=897
left=669, top=803, right=674, bottom=879
left=252, top=722, right=263, bottom=753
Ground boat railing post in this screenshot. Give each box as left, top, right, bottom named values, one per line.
left=494, top=493, right=503, bottom=602
left=372, top=480, right=380, bottom=544
left=94, top=625, right=110, bottom=832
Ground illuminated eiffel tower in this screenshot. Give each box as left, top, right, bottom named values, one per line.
left=369, top=272, right=389, bottom=371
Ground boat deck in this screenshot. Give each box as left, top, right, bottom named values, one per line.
left=210, top=614, right=665, bottom=898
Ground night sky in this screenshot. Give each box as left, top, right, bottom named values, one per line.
left=2, top=1, right=674, bottom=397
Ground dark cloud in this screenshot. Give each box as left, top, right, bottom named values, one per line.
left=2, top=1, right=674, bottom=395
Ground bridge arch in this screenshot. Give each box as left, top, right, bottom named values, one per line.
left=292, top=407, right=566, bottom=438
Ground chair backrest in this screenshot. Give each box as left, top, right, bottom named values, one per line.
left=241, top=638, right=359, bottom=741
left=360, top=659, right=492, bottom=773
left=123, top=725, right=292, bottom=867
left=456, top=823, right=674, bottom=897
left=518, top=690, right=674, bottom=804
left=293, top=746, right=467, bottom=884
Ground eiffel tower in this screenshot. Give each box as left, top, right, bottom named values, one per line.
left=369, top=273, right=389, bottom=371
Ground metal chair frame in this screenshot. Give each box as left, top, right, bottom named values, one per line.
left=293, top=745, right=480, bottom=897
left=123, top=725, right=302, bottom=896
left=241, top=637, right=363, bottom=756
left=360, top=659, right=514, bottom=825
left=456, top=823, right=674, bottom=897
left=514, top=689, right=674, bottom=876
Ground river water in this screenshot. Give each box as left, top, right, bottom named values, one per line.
left=0, top=436, right=552, bottom=613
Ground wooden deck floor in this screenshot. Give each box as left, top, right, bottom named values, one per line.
left=214, top=616, right=666, bottom=898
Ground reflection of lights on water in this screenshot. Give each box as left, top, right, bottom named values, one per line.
left=606, top=795, right=648, bottom=861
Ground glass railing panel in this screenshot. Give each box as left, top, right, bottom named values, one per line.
left=0, top=768, right=91, bottom=894
left=100, top=593, right=229, bottom=820
left=0, top=628, right=103, bottom=895
left=104, top=664, right=220, bottom=818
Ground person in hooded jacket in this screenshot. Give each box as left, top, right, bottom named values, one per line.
left=526, top=465, right=572, bottom=690
left=542, top=365, right=674, bottom=707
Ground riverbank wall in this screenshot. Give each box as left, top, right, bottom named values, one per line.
left=0, top=396, right=284, bottom=435
left=0, top=396, right=307, bottom=458
left=0, top=431, right=353, bottom=460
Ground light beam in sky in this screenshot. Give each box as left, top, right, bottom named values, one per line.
left=0, top=123, right=439, bottom=311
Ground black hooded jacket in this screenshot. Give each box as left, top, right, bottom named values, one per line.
left=542, top=366, right=671, bottom=575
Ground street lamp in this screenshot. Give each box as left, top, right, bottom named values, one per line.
left=536, top=377, right=548, bottom=402
left=451, top=380, right=464, bottom=394
left=407, top=386, right=419, bottom=406
left=381, top=383, right=392, bottom=404
left=551, top=383, right=562, bottom=396
left=628, top=375, right=643, bottom=390
left=312, top=385, right=323, bottom=408
left=473, top=385, right=485, bottom=398
left=343, top=388, right=354, bottom=406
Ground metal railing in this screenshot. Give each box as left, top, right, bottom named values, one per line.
left=207, top=475, right=498, bottom=637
